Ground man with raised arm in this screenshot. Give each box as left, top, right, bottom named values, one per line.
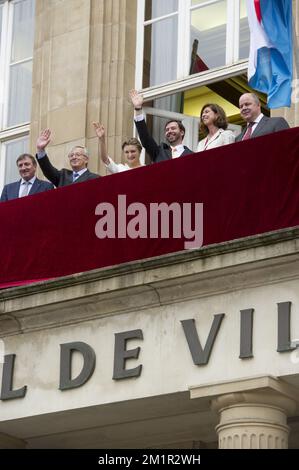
left=36, top=129, right=100, bottom=187
left=129, top=89, right=193, bottom=163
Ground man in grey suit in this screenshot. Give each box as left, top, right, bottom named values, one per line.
left=235, top=93, right=289, bottom=142
left=36, top=129, right=100, bottom=187
left=1, top=153, right=53, bottom=202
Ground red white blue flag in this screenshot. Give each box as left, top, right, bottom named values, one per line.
left=246, top=0, right=293, bottom=108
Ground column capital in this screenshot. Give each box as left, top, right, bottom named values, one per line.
left=190, top=376, right=299, bottom=448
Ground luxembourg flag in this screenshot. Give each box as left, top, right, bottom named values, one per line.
left=246, top=0, right=293, bottom=108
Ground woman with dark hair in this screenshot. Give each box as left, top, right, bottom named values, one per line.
left=93, top=122, right=143, bottom=173
left=197, top=103, right=235, bottom=152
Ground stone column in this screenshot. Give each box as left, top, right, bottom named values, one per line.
left=211, top=391, right=296, bottom=449
left=31, top=0, right=137, bottom=176
left=190, top=376, right=299, bottom=449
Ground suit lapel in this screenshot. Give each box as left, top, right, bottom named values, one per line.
left=13, top=181, right=21, bottom=199
left=206, top=130, right=221, bottom=147
left=30, top=179, right=39, bottom=194
left=75, top=170, right=89, bottom=182
left=251, top=116, right=268, bottom=138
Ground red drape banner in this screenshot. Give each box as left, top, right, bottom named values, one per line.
left=0, top=128, right=298, bottom=288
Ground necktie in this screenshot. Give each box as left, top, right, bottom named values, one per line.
left=73, top=172, right=80, bottom=182
left=242, top=122, right=255, bottom=141
left=19, top=181, right=30, bottom=197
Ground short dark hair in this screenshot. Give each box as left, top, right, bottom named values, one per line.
left=16, top=153, right=37, bottom=167
left=200, top=103, right=228, bottom=134
left=164, top=120, right=186, bottom=140
left=121, top=138, right=142, bottom=153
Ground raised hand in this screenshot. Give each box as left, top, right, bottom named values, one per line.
left=129, top=89, right=144, bottom=110
left=93, top=122, right=105, bottom=140
left=37, top=129, right=51, bottom=152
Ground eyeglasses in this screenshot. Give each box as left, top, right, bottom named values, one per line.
left=68, top=152, right=86, bottom=158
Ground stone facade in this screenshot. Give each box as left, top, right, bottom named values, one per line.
left=0, top=228, right=299, bottom=448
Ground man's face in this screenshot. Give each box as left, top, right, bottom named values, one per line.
left=239, top=94, right=261, bottom=123
left=68, top=147, right=88, bottom=171
left=165, top=122, right=184, bottom=145
left=17, top=157, right=36, bottom=181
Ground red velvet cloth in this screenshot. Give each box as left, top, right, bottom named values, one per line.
left=0, top=128, right=298, bottom=288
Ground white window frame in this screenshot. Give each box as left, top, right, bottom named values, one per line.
left=135, top=0, right=249, bottom=100
left=0, top=0, right=34, bottom=191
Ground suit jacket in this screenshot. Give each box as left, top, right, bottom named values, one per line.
left=0, top=178, right=54, bottom=202
left=197, top=129, right=235, bottom=152
left=235, top=116, right=289, bottom=142
left=135, top=119, right=193, bottom=163
left=36, top=154, right=100, bottom=187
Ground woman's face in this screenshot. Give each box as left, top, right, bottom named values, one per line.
left=123, top=145, right=141, bottom=166
left=201, top=107, right=218, bottom=127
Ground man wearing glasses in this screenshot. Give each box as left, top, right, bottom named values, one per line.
left=36, top=129, right=100, bottom=187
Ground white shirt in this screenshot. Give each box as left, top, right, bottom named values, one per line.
left=247, top=113, right=264, bottom=134
left=73, top=168, right=87, bottom=180
left=105, top=156, right=144, bottom=174
left=170, top=144, right=185, bottom=158
left=18, top=176, right=36, bottom=198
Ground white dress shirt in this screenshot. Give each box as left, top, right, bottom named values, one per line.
left=18, top=176, right=36, bottom=198
left=72, top=168, right=87, bottom=180
left=247, top=112, right=264, bottom=134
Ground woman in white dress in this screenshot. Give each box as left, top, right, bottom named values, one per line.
left=93, top=122, right=143, bottom=173
left=197, top=103, right=235, bottom=152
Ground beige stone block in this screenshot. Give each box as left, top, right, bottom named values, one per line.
left=49, top=28, right=89, bottom=110
left=32, top=48, right=42, bottom=87
left=67, top=0, right=91, bottom=32
left=87, top=137, right=101, bottom=174
left=30, top=85, right=41, bottom=127
left=48, top=103, right=87, bottom=144
left=50, top=1, right=67, bottom=38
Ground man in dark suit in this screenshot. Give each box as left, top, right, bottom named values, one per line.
left=129, top=89, right=193, bottom=163
left=36, top=129, right=100, bottom=187
left=0, top=153, right=53, bottom=202
left=236, top=93, right=289, bottom=142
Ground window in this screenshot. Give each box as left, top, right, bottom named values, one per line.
left=0, top=0, right=35, bottom=190
left=137, top=0, right=250, bottom=91
left=135, top=0, right=250, bottom=151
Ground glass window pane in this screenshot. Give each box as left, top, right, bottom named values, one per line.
left=239, top=0, right=250, bottom=60
left=145, top=0, right=178, bottom=21
left=191, top=0, right=217, bottom=5
left=4, top=136, right=29, bottom=184
left=143, top=16, right=178, bottom=88
left=7, top=60, right=32, bottom=127
left=0, top=4, right=3, bottom=53
left=190, top=1, right=227, bottom=71
left=11, top=0, right=35, bottom=62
